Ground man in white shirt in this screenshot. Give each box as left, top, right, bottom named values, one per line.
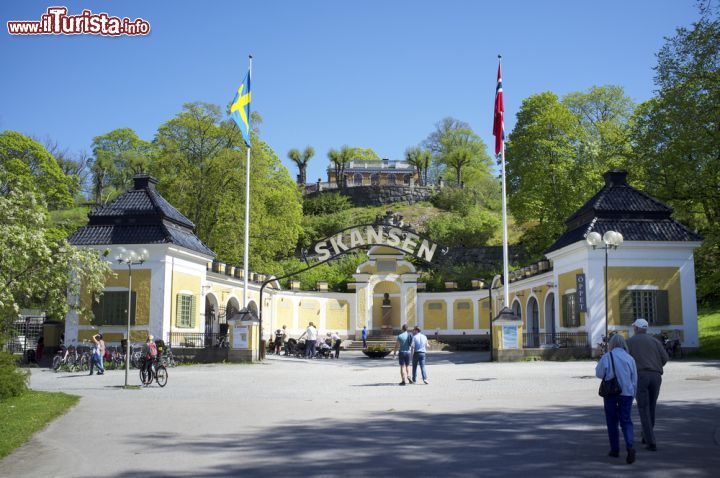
left=331, top=331, right=341, bottom=359
left=299, top=322, right=318, bottom=359
left=411, top=326, right=429, bottom=384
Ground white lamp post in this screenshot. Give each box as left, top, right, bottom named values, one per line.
left=116, top=248, right=148, bottom=387
left=586, top=231, right=623, bottom=346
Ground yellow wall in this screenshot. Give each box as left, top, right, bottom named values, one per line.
left=453, top=299, right=474, bottom=329
left=424, top=301, right=447, bottom=330
left=559, top=268, right=586, bottom=326
left=326, top=300, right=349, bottom=330
left=81, top=269, right=151, bottom=326
left=171, top=271, right=201, bottom=330
left=275, top=297, right=294, bottom=328
left=298, top=299, right=320, bottom=329
left=478, top=297, right=490, bottom=329
left=357, top=285, right=367, bottom=329
left=608, top=266, right=683, bottom=325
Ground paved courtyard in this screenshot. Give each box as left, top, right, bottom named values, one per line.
left=2, top=352, right=719, bottom=477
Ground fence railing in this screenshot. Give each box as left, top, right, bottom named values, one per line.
left=4, top=317, right=44, bottom=353
left=167, top=332, right=228, bottom=349
left=523, top=332, right=589, bottom=349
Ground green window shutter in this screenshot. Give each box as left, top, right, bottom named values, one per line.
left=570, top=293, right=579, bottom=327
left=176, top=294, right=182, bottom=327
left=655, top=290, right=669, bottom=325
left=191, top=296, right=197, bottom=328
left=561, top=295, right=569, bottom=328
left=619, top=290, right=634, bottom=325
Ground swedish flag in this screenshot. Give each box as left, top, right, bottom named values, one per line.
left=230, top=71, right=251, bottom=147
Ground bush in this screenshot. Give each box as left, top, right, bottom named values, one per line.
left=0, top=352, right=28, bottom=400
left=303, top=192, right=352, bottom=216
left=425, top=207, right=499, bottom=247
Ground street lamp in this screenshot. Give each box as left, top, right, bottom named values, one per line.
left=116, top=248, right=148, bottom=387
left=586, top=230, right=623, bottom=347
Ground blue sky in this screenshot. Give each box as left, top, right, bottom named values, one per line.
left=0, top=0, right=700, bottom=183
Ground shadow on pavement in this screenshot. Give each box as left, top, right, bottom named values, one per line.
left=108, top=401, right=720, bottom=478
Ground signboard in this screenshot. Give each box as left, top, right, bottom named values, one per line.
left=502, top=325, right=518, bottom=349
left=233, top=325, right=248, bottom=349
left=312, top=224, right=444, bottom=263
left=576, top=273, right=587, bottom=312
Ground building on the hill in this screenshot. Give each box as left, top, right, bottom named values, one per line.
left=64, top=170, right=702, bottom=360
left=326, top=158, right=420, bottom=188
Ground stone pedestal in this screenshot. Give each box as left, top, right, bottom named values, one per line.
left=381, top=305, right=392, bottom=335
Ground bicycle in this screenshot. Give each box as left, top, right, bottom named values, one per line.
left=139, top=357, right=168, bottom=387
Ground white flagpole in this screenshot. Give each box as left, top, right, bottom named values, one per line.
left=243, top=55, right=252, bottom=310
left=498, top=55, right=510, bottom=308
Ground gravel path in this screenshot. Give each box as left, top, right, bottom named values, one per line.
left=3, top=352, right=719, bottom=477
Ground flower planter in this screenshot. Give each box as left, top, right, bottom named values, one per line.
left=362, top=350, right=391, bottom=359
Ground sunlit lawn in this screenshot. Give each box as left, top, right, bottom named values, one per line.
left=0, top=391, right=79, bottom=459
left=697, top=307, right=720, bottom=359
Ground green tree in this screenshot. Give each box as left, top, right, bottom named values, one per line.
left=423, top=117, right=493, bottom=187
left=505, top=92, right=584, bottom=233
left=563, top=85, right=635, bottom=173
left=91, top=128, right=155, bottom=204
left=404, top=146, right=432, bottom=186
left=152, top=102, right=302, bottom=270
left=287, top=146, right=315, bottom=186
left=327, top=145, right=354, bottom=188
left=632, top=4, right=720, bottom=303
left=0, top=131, right=74, bottom=210
left=0, top=188, right=111, bottom=330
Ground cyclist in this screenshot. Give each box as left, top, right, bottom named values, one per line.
left=142, top=335, right=158, bottom=386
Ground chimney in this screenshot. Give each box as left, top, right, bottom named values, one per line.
left=603, top=169, right=628, bottom=187
left=133, top=174, right=158, bottom=190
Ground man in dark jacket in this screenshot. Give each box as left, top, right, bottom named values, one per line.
left=627, top=318, right=669, bottom=452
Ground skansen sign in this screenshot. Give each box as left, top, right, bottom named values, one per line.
left=312, top=224, right=444, bottom=263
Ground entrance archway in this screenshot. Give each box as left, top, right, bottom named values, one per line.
left=545, top=293, right=556, bottom=343
left=527, top=297, right=539, bottom=347
left=204, top=293, right=219, bottom=346
left=371, top=281, right=400, bottom=335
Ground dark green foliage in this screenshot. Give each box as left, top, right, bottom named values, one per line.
left=271, top=253, right=365, bottom=291
left=303, top=192, right=352, bottom=216
left=299, top=208, right=377, bottom=248
left=420, top=262, right=498, bottom=292
left=0, top=352, right=28, bottom=400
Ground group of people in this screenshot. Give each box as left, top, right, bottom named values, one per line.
left=273, top=323, right=342, bottom=359
left=595, top=318, right=670, bottom=464
left=392, top=324, right=429, bottom=385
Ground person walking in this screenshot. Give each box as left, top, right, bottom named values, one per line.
left=331, top=331, right=342, bottom=359
left=392, top=324, right=413, bottom=385
left=88, top=333, right=105, bottom=375
left=274, top=329, right=283, bottom=355
left=627, top=318, right=669, bottom=451
left=596, top=334, right=638, bottom=464
left=142, top=335, right=157, bottom=386
left=281, top=325, right=289, bottom=356
left=411, top=326, right=429, bottom=384
left=361, top=326, right=368, bottom=348
left=299, top=322, right=318, bottom=359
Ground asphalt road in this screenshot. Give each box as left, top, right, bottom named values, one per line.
left=3, top=352, right=720, bottom=477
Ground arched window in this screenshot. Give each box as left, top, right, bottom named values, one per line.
left=353, top=173, right=363, bottom=186
left=388, top=174, right=396, bottom=185
left=545, top=293, right=556, bottom=341
left=371, top=173, right=380, bottom=186
left=512, top=299, right=522, bottom=320
left=404, top=174, right=411, bottom=185
left=526, top=297, right=539, bottom=347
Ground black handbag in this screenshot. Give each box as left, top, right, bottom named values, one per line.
left=598, top=351, right=623, bottom=397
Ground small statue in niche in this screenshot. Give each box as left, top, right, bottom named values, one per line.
left=382, top=292, right=391, bottom=306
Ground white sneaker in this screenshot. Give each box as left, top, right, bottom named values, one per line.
left=423, top=379, right=429, bottom=384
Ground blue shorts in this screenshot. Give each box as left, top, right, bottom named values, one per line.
left=398, top=351, right=411, bottom=366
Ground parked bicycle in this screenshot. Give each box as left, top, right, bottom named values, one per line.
left=139, top=358, right=168, bottom=387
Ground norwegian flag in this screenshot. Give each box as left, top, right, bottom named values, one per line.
left=493, top=62, right=504, bottom=156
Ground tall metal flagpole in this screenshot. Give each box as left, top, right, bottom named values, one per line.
left=498, top=55, right=510, bottom=308
left=243, top=55, right=252, bottom=309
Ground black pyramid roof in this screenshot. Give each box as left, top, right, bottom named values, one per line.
left=546, top=170, right=702, bottom=253
left=68, top=174, right=215, bottom=257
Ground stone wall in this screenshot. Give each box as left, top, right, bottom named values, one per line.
left=306, top=185, right=432, bottom=207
